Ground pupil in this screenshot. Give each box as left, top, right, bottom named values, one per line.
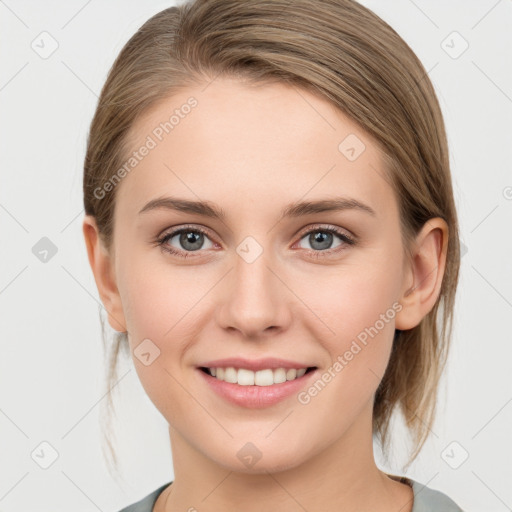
left=181, top=231, right=202, bottom=251
left=311, top=231, right=332, bottom=250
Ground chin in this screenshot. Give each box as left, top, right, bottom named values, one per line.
left=207, top=440, right=310, bottom=475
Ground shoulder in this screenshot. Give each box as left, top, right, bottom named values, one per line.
left=408, top=478, right=464, bottom=512
left=116, top=482, right=172, bottom=512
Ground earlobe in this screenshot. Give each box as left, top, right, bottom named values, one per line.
left=395, top=218, right=448, bottom=331
left=82, top=215, right=127, bottom=332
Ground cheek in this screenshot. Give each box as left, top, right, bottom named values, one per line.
left=116, top=257, right=216, bottom=414
left=117, top=260, right=204, bottom=415
left=296, top=257, right=401, bottom=339
left=117, top=251, right=203, bottom=339
left=292, top=256, right=402, bottom=394
left=120, top=273, right=170, bottom=340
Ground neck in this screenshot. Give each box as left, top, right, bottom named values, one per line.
left=160, top=401, right=412, bottom=512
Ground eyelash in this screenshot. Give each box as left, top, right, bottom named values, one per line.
left=155, top=224, right=356, bottom=259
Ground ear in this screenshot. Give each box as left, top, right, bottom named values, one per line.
left=82, top=215, right=127, bottom=332
left=395, top=217, right=449, bottom=330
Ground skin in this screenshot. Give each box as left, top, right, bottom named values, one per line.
left=83, top=77, right=448, bottom=512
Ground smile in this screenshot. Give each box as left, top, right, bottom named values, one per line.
left=197, top=363, right=318, bottom=408
left=200, top=366, right=315, bottom=386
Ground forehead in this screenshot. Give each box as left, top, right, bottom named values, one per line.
left=116, top=77, right=395, bottom=221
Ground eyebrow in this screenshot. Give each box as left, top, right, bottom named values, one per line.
left=138, top=196, right=376, bottom=219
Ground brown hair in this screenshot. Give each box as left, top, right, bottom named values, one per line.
left=83, top=0, right=460, bottom=476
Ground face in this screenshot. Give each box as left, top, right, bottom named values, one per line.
left=105, top=77, right=411, bottom=473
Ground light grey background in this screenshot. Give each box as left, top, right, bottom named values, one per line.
left=1, top=1, right=511, bottom=511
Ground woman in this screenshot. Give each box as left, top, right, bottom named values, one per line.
left=82, top=0, right=464, bottom=510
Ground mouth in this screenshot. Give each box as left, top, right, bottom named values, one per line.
left=197, top=364, right=318, bottom=408
left=199, top=366, right=317, bottom=386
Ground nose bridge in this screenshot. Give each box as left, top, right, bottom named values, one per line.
left=217, top=239, right=291, bottom=337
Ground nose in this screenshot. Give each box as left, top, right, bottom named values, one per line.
left=216, top=247, right=292, bottom=339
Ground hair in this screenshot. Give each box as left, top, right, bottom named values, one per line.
left=83, top=0, right=460, bottom=477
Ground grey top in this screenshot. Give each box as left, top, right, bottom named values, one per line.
left=117, top=476, right=463, bottom=511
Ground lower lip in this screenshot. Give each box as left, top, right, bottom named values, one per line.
left=197, top=368, right=317, bottom=408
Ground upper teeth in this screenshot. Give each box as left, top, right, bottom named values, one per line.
left=208, top=367, right=308, bottom=386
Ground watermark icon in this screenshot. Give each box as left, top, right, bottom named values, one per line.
left=31, top=441, right=59, bottom=469
left=134, top=338, right=161, bottom=366
left=297, top=301, right=402, bottom=405
left=32, top=237, right=58, bottom=263
left=503, top=186, right=512, bottom=200
left=460, top=241, right=468, bottom=259
left=237, top=441, right=263, bottom=468
left=236, top=236, right=264, bottom=263
left=338, top=133, right=366, bottom=161
left=93, top=97, right=198, bottom=200
left=441, top=31, right=469, bottom=59
left=31, top=31, right=59, bottom=59
left=441, top=441, right=469, bottom=469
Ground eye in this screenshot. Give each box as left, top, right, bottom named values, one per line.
left=155, top=224, right=356, bottom=259
left=156, top=225, right=216, bottom=258
left=295, top=225, right=355, bottom=257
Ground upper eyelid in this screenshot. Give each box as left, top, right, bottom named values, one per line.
left=296, top=223, right=353, bottom=238
left=158, top=224, right=210, bottom=238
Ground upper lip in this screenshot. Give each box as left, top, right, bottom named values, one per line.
left=199, top=357, right=316, bottom=372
